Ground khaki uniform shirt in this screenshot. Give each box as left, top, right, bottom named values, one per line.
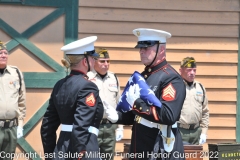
left=87, top=70, right=120, bottom=116
left=0, top=65, right=26, bottom=127
left=87, top=70, right=122, bottom=128
left=178, top=80, right=209, bottom=134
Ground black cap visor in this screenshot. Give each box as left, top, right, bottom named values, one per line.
left=134, top=41, right=160, bottom=48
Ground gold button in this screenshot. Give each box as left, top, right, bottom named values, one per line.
left=148, top=68, right=151, bottom=72
left=139, top=107, right=142, bottom=110
left=133, top=105, right=136, bottom=108
left=146, top=109, right=149, bottom=112
left=144, top=75, right=147, bottom=78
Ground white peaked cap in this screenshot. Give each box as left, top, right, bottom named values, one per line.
left=61, top=36, right=97, bottom=55
left=133, top=28, right=171, bottom=43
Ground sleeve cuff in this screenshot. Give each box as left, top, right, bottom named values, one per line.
left=18, top=119, right=24, bottom=127
left=201, top=127, right=208, bottom=135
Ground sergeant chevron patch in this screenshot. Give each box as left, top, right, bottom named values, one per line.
left=86, top=93, right=96, bottom=107
left=162, top=83, right=176, bottom=101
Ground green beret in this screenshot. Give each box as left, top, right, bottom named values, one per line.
left=181, top=57, right=196, bottom=68
left=0, top=41, right=7, bottom=50
left=96, top=48, right=109, bottom=58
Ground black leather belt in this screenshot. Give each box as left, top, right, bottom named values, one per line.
left=178, top=123, right=199, bottom=130
left=0, top=118, right=18, bottom=128
left=100, top=119, right=109, bottom=124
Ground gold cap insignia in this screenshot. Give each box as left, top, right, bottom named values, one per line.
left=96, top=48, right=109, bottom=58
left=0, top=41, right=7, bottom=50
left=136, top=31, right=140, bottom=36
left=180, top=57, right=196, bottom=68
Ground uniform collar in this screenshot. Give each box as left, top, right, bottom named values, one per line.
left=70, top=70, right=86, bottom=76
left=183, top=80, right=197, bottom=87
left=0, top=66, right=18, bottom=75
left=4, top=66, right=13, bottom=74
left=87, top=70, right=110, bottom=79
left=142, top=59, right=168, bottom=78
left=94, top=70, right=110, bottom=78
left=0, top=68, right=5, bottom=74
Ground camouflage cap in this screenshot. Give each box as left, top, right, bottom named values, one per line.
left=0, top=41, right=7, bottom=50
left=180, top=57, right=196, bottom=68
left=96, top=48, right=109, bottom=58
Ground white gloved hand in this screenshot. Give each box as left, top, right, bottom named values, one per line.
left=17, top=126, right=23, bottom=139
left=199, top=134, right=207, bottom=145
left=103, top=101, right=119, bottom=123
left=126, top=84, right=141, bottom=107
left=116, top=127, right=124, bottom=141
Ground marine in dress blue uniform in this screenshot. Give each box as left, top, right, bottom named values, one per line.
left=105, top=29, right=186, bottom=160
left=40, top=36, right=104, bottom=160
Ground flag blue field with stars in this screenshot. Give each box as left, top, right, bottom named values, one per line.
left=116, top=71, right=162, bottom=112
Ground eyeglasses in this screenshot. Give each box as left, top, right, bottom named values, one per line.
left=98, top=60, right=110, bottom=63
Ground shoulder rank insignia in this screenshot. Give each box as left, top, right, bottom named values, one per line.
left=86, top=93, right=96, bottom=107
left=162, top=83, right=176, bottom=101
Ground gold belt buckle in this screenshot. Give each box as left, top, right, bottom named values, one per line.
left=162, top=135, right=175, bottom=147
left=135, top=115, right=142, bottom=123
left=166, top=137, right=175, bottom=146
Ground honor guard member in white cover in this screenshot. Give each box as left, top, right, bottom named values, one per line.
left=178, top=57, right=209, bottom=145
left=87, top=48, right=123, bottom=160
left=0, top=41, right=26, bottom=160
left=104, top=29, right=186, bottom=160
left=41, top=36, right=104, bottom=160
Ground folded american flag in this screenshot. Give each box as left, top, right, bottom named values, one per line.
left=116, top=71, right=162, bottom=112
